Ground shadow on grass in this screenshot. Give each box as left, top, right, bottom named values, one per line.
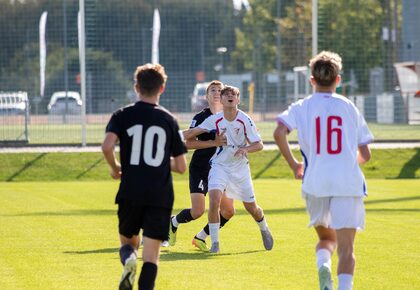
left=397, top=148, right=420, bottom=178
left=64, top=247, right=119, bottom=254
left=253, top=152, right=281, bottom=180
left=160, top=249, right=264, bottom=261
left=76, top=157, right=104, bottom=179
left=4, top=209, right=115, bottom=217
left=365, top=195, right=420, bottom=205
left=6, top=153, right=47, bottom=182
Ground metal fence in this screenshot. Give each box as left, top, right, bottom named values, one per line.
left=1, top=0, right=420, bottom=145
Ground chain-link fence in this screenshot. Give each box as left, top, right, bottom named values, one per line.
left=1, top=0, right=420, bottom=145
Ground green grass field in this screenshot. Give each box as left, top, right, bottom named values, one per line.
left=2, top=122, right=420, bottom=144
left=0, top=179, right=419, bottom=290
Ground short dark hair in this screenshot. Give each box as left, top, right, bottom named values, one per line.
left=134, top=63, right=168, bottom=97
left=309, top=51, right=342, bottom=87
left=221, top=85, right=240, bottom=98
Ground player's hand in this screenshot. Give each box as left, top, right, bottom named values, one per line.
left=214, top=131, right=227, bottom=146
left=110, top=164, right=122, bottom=180
left=292, top=162, right=304, bottom=179
left=234, top=147, right=248, bottom=158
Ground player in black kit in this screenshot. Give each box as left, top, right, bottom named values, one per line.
left=168, top=80, right=235, bottom=251
left=102, top=63, right=187, bottom=290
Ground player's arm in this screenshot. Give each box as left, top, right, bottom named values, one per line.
left=101, top=132, right=121, bottom=180
left=357, top=144, right=371, bottom=164
left=234, top=139, right=263, bottom=157
left=273, top=123, right=303, bottom=179
left=171, top=154, right=187, bottom=173
left=185, top=131, right=227, bottom=150
left=182, top=127, right=207, bottom=141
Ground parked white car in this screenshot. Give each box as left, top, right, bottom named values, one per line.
left=191, top=82, right=209, bottom=112
left=48, top=91, right=82, bottom=115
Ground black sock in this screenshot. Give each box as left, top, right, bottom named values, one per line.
left=203, top=213, right=230, bottom=235
left=176, top=209, right=194, bottom=224
left=119, top=244, right=134, bottom=266
left=138, top=262, right=157, bottom=290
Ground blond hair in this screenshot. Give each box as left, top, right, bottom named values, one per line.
left=206, top=80, right=224, bottom=95
left=309, top=51, right=342, bottom=87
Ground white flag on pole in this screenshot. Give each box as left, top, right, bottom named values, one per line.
left=152, top=9, right=161, bottom=64
left=39, top=11, right=48, bottom=97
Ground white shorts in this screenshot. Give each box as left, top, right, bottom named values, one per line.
left=208, top=163, right=255, bottom=203
left=304, top=193, right=365, bottom=230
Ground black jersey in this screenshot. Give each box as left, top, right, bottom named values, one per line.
left=106, top=101, right=187, bottom=209
left=189, top=107, right=217, bottom=166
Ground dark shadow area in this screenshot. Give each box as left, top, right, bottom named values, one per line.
left=365, top=195, right=420, bottom=205
left=64, top=247, right=119, bottom=254
left=160, top=249, right=264, bottom=261
left=3, top=209, right=115, bottom=217
left=253, top=152, right=281, bottom=179
left=6, top=153, right=47, bottom=182
left=398, top=148, right=420, bottom=178
left=76, top=157, right=104, bottom=179
left=367, top=208, right=420, bottom=212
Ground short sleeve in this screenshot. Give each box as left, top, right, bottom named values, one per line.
left=105, top=111, right=122, bottom=137
left=171, top=119, right=188, bottom=157
left=356, top=109, right=374, bottom=145
left=244, top=116, right=261, bottom=143
left=276, top=101, right=300, bottom=132
left=198, top=114, right=216, bottom=132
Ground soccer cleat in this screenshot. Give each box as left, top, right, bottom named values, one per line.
left=119, top=256, right=137, bottom=290
left=260, top=228, right=274, bottom=250
left=168, top=216, right=177, bottom=246
left=209, top=241, right=220, bottom=253
left=192, top=236, right=208, bottom=252
left=161, top=240, right=169, bottom=247
left=318, top=265, right=334, bottom=290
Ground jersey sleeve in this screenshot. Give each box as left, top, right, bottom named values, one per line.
left=171, top=118, right=188, bottom=157
left=105, top=110, right=122, bottom=137
left=356, top=108, right=374, bottom=145
left=198, top=114, right=216, bottom=132
left=189, top=113, right=200, bottom=129
left=276, top=101, right=300, bottom=132
left=244, top=116, right=261, bottom=143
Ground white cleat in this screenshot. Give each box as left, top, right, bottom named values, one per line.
left=119, top=256, right=137, bottom=290
left=209, top=242, right=220, bottom=253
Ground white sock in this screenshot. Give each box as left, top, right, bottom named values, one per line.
left=209, top=223, right=220, bottom=244
left=316, top=249, right=332, bottom=270
left=172, top=216, right=179, bottom=228
left=338, top=274, right=353, bottom=290
left=195, top=229, right=208, bottom=241
left=257, top=217, right=268, bottom=231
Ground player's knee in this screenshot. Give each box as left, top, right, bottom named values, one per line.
left=191, top=207, right=205, bottom=219
left=221, top=207, right=235, bottom=219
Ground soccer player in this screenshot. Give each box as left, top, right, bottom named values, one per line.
left=102, top=63, right=187, bottom=290
left=183, top=85, right=274, bottom=253
left=273, top=51, right=373, bottom=290
left=168, top=80, right=236, bottom=251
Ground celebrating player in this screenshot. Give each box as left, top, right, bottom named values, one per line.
left=168, top=81, right=235, bottom=251
left=102, top=63, right=187, bottom=290
left=273, top=51, right=373, bottom=290
left=183, top=85, right=274, bottom=253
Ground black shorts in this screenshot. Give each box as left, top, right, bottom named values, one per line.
left=189, top=162, right=210, bottom=195
left=117, top=200, right=172, bottom=241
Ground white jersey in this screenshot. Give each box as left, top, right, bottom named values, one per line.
left=277, top=93, right=373, bottom=197
left=199, top=110, right=261, bottom=167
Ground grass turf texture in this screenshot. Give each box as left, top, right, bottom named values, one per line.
left=0, top=179, right=419, bottom=289
left=0, top=148, right=419, bottom=182
left=2, top=122, right=420, bottom=144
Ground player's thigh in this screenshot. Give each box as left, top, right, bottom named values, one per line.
left=189, top=164, right=209, bottom=195
left=208, top=164, right=228, bottom=192
left=117, top=201, right=144, bottom=238
left=142, top=206, right=172, bottom=241
left=330, top=197, right=365, bottom=230
left=304, top=194, right=332, bottom=228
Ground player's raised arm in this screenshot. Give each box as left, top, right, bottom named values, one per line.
left=273, top=122, right=303, bottom=179
left=101, top=132, right=122, bottom=180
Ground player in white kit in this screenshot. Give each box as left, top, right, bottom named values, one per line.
left=184, top=85, right=274, bottom=253
left=273, top=51, right=373, bottom=290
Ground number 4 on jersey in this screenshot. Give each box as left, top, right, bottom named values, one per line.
left=315, top=116, right=342, bottom=154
